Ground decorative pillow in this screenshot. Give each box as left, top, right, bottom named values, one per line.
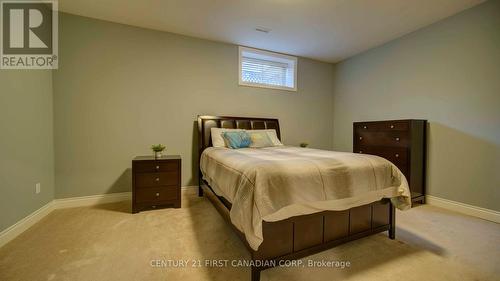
left=211, top=128, right=243, bottom=147
left=251, top=129, right=283, bottom=146
left=222, top=131, right=251, bottom=149
left=248, top=131, right=274, bottom=148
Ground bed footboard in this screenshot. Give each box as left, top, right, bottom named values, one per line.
left=253, top=199, right=393, bottom=261
left=200, top=182, right=395, bottom=281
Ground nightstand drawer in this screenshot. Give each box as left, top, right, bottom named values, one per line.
left=134, top=161, right=179, bottom=173
left=135, top=186, right=177, bottom=203
left=135, top=171, right=179, bottom=188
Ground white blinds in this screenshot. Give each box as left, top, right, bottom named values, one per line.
left=239, top=47, right=296, bottom=90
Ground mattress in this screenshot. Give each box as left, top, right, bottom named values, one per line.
left=200, top=146, right=411, bottom=250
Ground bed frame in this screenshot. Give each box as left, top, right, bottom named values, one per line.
left=197, top=115, right=396, bottom=281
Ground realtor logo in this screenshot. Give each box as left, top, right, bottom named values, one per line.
left=1, top=0, right=58, bottom=69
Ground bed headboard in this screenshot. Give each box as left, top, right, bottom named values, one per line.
left=197, top=115, right=281, bottom=155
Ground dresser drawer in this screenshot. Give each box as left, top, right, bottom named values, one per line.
left=135, top=171, right=179, bottom=188
left=383, top=149, right=408, bottom=165
left=354, top=122, right=378, bottom=132
left=350, top=155, right=407, bottom=181
left=135, top=186, right=177, bottom=203
left=133, top=161, right=179, bottom=173
left=363, top=147, right=408, bottom=165
left=395, top=164, right=409, bottom=179
left=377, top=121, right=409, bottom=131
left=356, top=148, right=409, bottom=181
left=354, top=120, right=409, bottom=133
left=355, top=131, right=409, bottom=147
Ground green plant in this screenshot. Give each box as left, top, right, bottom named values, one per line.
left=151, top=144, right=166, bottom=152
left=299, top=142, right=309, bottom=148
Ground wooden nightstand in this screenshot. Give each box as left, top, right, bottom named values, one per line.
left=132, top=155, right=181, bottom=213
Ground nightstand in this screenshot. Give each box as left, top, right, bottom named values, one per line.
left=132, top=155, right=181, bottom=213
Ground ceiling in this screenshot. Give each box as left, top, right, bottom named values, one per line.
left=58, top=0, right=485, bottom=63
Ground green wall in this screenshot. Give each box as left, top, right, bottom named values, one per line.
left=52, top=13, right=335, bottom=198
left=332, top=0, right=500, bottom=211
left=0, top=70, right=55, bottom=232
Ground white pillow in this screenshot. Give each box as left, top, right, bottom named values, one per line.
left=211, top=128, right=243, bottom=147
left=250, top=129, right=283, bottom=146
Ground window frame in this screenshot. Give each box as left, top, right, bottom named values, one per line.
left=238, top=46, right=298, bottom=92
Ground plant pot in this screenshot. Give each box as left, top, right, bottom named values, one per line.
left=154, top=151, right=163, bottom=159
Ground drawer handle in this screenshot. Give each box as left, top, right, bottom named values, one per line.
left=395, top=137, right=400, bottom=141
left=155, top=177, right=160, bottom=182
left=155, top=192, right=160, bottom=197
left=395, top=154, right=399, bottom=158
left=359, top=136, right=363, bottom=140
left=390, top=125, right=394, bottom=129
left=155, top=165, right=160, bottom=170
left=363, top=126, right=367, bottom=129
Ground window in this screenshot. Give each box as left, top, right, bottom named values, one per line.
left=239, top=46, right=297, bottom=91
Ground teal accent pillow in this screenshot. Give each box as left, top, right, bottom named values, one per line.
left=222, top=131, right=251, bottom=149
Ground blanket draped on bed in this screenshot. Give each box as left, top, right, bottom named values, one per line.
left=200, top=146, right=411, bottom=251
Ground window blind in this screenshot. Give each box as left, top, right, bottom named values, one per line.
left=239, top=47, right=297, bottom=90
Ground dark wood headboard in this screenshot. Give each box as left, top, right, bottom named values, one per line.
left=197, top=115, right=281, bottom=156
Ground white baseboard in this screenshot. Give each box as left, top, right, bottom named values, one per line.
left=0, top=185, right=199, bottom=249
left=53, top=192, right=132, bottom=209
left=53, top=186, right=197, bottom=209
left=426, top=195, right=500, bottom=223
left=0, top=201, right=55, bottom=248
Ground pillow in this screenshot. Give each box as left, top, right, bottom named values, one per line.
left=248, top=131, right=274, bottom=148
left=251, top=129, right=283, bottom=146
left=222, top=131, right=251, bottom=149
left=211, top=128, right=243, bottom=147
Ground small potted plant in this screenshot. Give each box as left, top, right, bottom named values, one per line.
left=151, top=144, right=166, bottom=159
left=299, top=142, right=309, bottom=148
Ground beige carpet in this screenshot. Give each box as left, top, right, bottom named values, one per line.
left=0, top=189, right=499, bottom=281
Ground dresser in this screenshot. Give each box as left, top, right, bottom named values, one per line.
left=132, top=155, right=181, bottom=213
left=353, top=120, right=426, bottom=203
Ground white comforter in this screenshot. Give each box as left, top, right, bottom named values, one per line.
left=200, top=146, right=411, bottom=250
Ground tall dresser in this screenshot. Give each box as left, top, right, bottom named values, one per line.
left=353, top=119, right=426, bottom=204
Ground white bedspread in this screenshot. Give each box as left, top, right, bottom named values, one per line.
left=200, top=146, right=411, bottom=250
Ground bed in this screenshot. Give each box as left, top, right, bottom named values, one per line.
left=197, top=115, right=411, bottom=281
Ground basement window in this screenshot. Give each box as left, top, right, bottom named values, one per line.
left=239, top=46, right=297, bottom=91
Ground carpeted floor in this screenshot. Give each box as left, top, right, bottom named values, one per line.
left=0, top=188, right=499, bottom=281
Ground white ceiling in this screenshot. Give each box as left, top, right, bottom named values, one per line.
left=58, top=0, right=485, bottom=63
